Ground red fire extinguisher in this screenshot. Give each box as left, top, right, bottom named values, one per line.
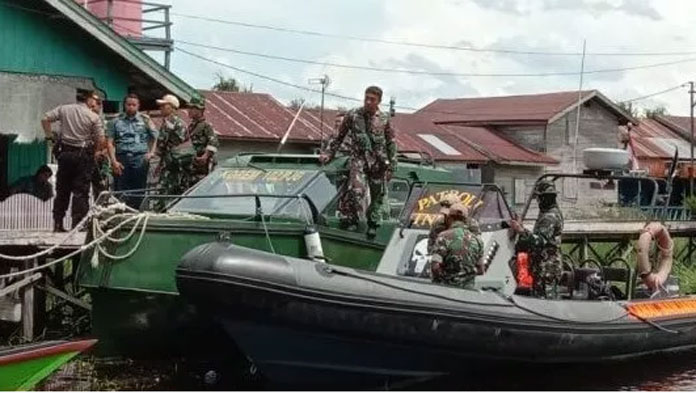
left=516, top=252, right=533, bottom=290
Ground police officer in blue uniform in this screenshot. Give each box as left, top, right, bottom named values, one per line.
left=106, top=93, right=158, bottom=209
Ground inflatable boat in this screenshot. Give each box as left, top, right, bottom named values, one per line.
left=175, top=166, right=692, bottom=387
left=176, top=239, right=696, bottom=387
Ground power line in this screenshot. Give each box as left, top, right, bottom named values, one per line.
left=619, top=83, right=687, bottom=104
left=176, top=46, right=596, bottom=118
left=176, top=47, right=361, bottom=103
left=176, top=39, right=696, bottom=78
left=170, top=12, right=696, bottom=58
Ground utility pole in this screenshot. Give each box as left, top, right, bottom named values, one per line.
left=309, top=75, right=331, bottom=147
left=690, top=81, right=695, bottom=195
left=572, top=39, right=587, bottom=174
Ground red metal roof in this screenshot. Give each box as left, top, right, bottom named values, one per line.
left=194, top=91, right=559, bottom=165
left=659, top=115, right=694, bottom=138
left=391, top=114, right=489, bottom=163
left=629, top=118, right=690, bottom=160
left=416, top=90, right=635, bottom=126
left=417, top=90, right=595, bottom=124
left=439, top=125, right=558, bottom=165
left=201, top=90, right=324, bottom=143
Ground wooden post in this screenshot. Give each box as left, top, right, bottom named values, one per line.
left=22, top=258, right=37, bottom=341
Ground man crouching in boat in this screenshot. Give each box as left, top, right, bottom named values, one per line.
left=430, top=203, right=484, bottom=289
left=509, top=181, right=564, bottom=298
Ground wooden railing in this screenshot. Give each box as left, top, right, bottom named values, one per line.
left=0, top=194, right=72, bottom=231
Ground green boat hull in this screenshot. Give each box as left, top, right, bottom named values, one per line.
left=77, top=154, right=461, bottom=357
left=0, top=339, right=97, bottom=391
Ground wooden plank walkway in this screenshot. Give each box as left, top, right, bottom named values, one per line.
left=0, top=231, right=86, bottom=249
left=562, top=220, right=696, bottom=241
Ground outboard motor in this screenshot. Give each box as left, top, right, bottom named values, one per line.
left=304, top=225, right=325, bottom=262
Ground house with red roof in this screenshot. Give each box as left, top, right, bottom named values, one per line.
left=417, top=90, right=637, bottom=210
left=198, top=90, right=561, bottom=190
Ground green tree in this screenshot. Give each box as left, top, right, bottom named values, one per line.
left=212, top=73, right=253, bottom=92
left=289, top=97, right=305, bottom=109
left=617, top=101, right=639, bottom=118
left=644, top=105, right=668, bottom=119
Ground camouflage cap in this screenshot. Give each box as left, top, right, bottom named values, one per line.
left=447, top=203, right=469, bottom=220
left=189, top=96, right=206, bottom=110
left=439, top=194, right=462, bottom=214
left=535, top=180, right=558, bottom=195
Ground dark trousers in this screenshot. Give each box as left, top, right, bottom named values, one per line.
left=114, top=152, right=149, bottom=209
left=53, top=146, right=95, bottom=227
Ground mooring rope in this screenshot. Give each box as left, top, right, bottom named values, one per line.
left=0, top=199, right=211, bottom=277
left=0, top=202, right=134, bottom=261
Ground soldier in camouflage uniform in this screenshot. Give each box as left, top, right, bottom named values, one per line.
left=89, top=95, right=111, bottom=200
left=155, top=94, right=193, bottom=207
left=319, top=86, right=397, bottom=237
left=428, top=194, right=461, bottom=253
left=509, top=180, right=564, bottom=298
left=428, top=194, right=481, bottom=253
left=430, top=203, right=484, bottom=289
left=187, top=96, right=219, bottom=188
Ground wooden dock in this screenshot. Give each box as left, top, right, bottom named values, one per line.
left=0, top=230, right=87, bottom=343
left=562, top=220, right=696, bottom=241
left=0, top=231, right=86, bottom=248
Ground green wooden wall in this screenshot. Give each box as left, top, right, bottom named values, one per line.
left=0, top=0, right=133, bottom=186
left=6, top=137, right=47, bottom=186
left=0, top=1, right=130, bottom=100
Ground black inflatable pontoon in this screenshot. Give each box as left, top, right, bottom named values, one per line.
left=176, top=242, right=696, bottom=387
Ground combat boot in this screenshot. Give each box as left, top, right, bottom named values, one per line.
left=366, top=225, right=378, bottom=239
left=339, top=218, right=358, bottom=231
left=53, top=221, right=67, bottom=233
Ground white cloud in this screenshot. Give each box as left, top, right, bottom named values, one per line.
left=157, top=0, right=696, bottom=115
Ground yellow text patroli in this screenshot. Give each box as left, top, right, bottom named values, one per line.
left=410, top=190, right=484, bottom=227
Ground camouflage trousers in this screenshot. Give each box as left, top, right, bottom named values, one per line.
left=188, top=157, right=214, bottom=189
left=157, top=159, right=192, bottom=210
left=531, top=251, right=562, bottom=298
left=337, top=163, right=387, bottom=227
left=91, top=158, right=111, bottom=201
left=436, top=267, right=476, bottom=289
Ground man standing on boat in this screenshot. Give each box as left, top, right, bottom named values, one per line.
left=430, top=203, right=484, bottom=289
left=509, top=180, right=564, bottom=298
left=319, top=86, right=397, bottom=237
left=155, top=94, right=193, bottom=203
left=107, top=93, right=158, bottom=208
left=187, top=96, right=219, bottom=188
left=42, top=90, right=105, bottom=232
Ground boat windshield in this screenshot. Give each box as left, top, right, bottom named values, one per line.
left=170, top=168, right=337, bottom=218
left=406, top=183, right=511, bottom=230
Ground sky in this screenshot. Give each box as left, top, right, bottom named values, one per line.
left=142, top=0, right=696, bottom=115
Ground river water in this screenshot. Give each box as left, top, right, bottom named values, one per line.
left=41, top=350, right=696, bottom=391
left=416, top=352, right=696, bottom=391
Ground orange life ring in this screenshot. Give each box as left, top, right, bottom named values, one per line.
left=635, top=222, right=673, bottom=291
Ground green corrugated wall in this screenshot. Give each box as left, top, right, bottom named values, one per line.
left=0, top=1, right=129, bottom=99
left=0, top=0, right=131, bottom=184
left=6, top=136, right=47, bottom=186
